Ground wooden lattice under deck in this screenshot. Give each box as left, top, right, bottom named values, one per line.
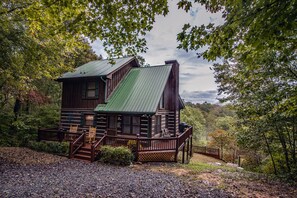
left=138, top=151, right=176, bottom=162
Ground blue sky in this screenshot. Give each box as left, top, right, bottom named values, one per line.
left=92, top=0, right=224, bottom=104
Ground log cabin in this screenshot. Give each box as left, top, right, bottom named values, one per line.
left=57, top=56, right=184, bottom=139
left=39, top=56, right=192, bottom=163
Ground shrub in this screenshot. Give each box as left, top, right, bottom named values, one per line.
left=100, top=145, right=134, bottom=166
left=28, top=141, right=69, bottom=155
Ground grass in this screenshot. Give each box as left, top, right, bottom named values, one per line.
left=181, top=153, right=238, bottom=173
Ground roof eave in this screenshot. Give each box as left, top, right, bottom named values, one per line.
left=94, top=110, right=155, bottom=115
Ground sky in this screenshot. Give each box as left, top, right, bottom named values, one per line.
left=92, top=0, right=224, bottom=104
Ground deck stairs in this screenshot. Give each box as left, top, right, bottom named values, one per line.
left=72, top=143, right=92, bottom=162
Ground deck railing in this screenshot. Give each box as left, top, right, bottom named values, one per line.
left=37, top=128, right=82, bottom=142
left=91, top=133, right=107, bottom=162
left=69, top=132, right=85, bottom=158
left=38, top=126, right=193, bottom=163
left=192, top=146, right=220, bottom=159
left=38, top=128, right=65, bottom=142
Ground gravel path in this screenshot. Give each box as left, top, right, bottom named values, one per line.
left=0, top=147, right=232, bottom=198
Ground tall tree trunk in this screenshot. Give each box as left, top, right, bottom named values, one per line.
left=263, top=131, right=277, bottom=175
left=275, top=124, right=291, bottom=173
left=13, top=98, right=21, bottom=121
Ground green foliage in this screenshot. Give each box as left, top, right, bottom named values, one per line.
left=180, top=106, right=206, bottom=145
left=176, top=0, right=296, bottom=178
left=1, top=0, right=169, bottom=59
left=100, top=146, right=134, bottom=166
left=0, top=104, right=60, bottom=147
left=28, top=141, right=69, bottom=156
left=208, top=129, right=237, bottom=162
left=177, top=0, right=296, bottom=65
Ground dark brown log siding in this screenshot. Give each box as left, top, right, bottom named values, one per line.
left=60, top=109, right=105, bottom=138
left=106, top=63, right=133, bottom=99
left=61, top=78, right=105, bottom=109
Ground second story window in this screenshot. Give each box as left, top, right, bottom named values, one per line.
left=82, top=81, right=99, bottom=99
left=87, top=82, right=96, bottom=97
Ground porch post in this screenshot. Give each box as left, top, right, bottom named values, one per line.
left=190, top=135, right=193, bottom=157
left=182, top=144, right=185, bottom=164
left=175, top=134, right=179, bottom=162
left=136, top=134, right=140, bottom=162
left=37, top=129, right=41, bottom=142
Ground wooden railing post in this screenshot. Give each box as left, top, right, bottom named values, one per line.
left=175, top=134, right=179, bottom=162
left=91, top=142, right=95, bottom=162
left=104, top=132, right=107, bottom=145
left=69, top=142, right=73, bottom=159
left=218, top=148, right=220, bottom=159
left=190, top=135, right=193, bottom=157
left=37, top=129, right=41, bottom=142
left=83, top=130, right=86, bottom=146
left=182, top=144, right=185, bottom=164
left=58, top=128, right=63, bottom=142
left=186, top=138, right=189, bottom=163
left=136, top=134, right=140, bottom=162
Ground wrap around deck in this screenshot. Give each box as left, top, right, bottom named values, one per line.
left=38, top=127, right=193, bottom=163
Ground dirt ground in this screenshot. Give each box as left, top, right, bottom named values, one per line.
left=135, top=154, right=297, bottom=198
left=1, top=148, right=296, bottom=197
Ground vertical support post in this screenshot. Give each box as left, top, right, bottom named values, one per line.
left=91, top=144, right=95, bottom=162
left=69, top=142, right=73, bottom=159
left=136, top=134, right=140, bottom=162
left=175, top=134, right=179, bottom=162
left=83, top=130, right=86, bottom=146
left=37, top=129, right=41, bottom=142
left=186, top=138, right=189, bottom=163
left=58, top=128, right=63, bottom=142
left=238, top=155, right=241, bottom=167
left=104, top=131, right=107, bottom=145
left=182, top=144, right=185, bottom=164
left=218, top=148, right=220, bottom=159
left=190, top=136, right=193, bottom=157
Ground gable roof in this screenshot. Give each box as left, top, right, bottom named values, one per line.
left=94, top=65, right=172, bottom=114
left=58, top=57, right=135, bottom=80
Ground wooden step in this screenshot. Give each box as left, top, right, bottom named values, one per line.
left=73, top=153, right=91, bottom=161
left=77, top=149, right=91, bottom=155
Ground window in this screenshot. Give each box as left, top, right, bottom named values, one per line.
left=122, top=116, right=140, bottom=135
left=82, top=81, right=98, bottom=99
left=108, top=115, right=117, bottom=129
left=87, top=82, right=96, bottom=97
left=84, top=114, right=94, bottom=126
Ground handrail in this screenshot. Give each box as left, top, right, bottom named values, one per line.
left=91, top=133, right=107, bottom=162
left=69, top=132, right=85, bottom=158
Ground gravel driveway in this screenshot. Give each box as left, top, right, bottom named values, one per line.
left=0, top=148, right=232, bottom=198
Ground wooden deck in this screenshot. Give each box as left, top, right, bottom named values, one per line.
left=38, top=127, right=193, bottom=163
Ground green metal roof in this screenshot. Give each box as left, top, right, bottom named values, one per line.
left=58, top=57, right=135, bottom=80
left=94, top=65, right=172, bottom=114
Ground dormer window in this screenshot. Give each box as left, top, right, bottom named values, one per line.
left=87, top=82, right=96, bottom=97
left=82, top=81, right=99, bottom=99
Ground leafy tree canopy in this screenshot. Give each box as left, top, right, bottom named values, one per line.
left=1, top=0, right=169, bottom=57
left=177, top=0, right=297, bottom=66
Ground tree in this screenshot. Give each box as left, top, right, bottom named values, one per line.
left=1, top=0, right=169, bottom=58
left=213, top=51, right=296, bottom=175
left=176, top=0, right=296, bottom=177
left=180, top=106, right=206, bottom=145
left=177, top=0, right=297, bottom=66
